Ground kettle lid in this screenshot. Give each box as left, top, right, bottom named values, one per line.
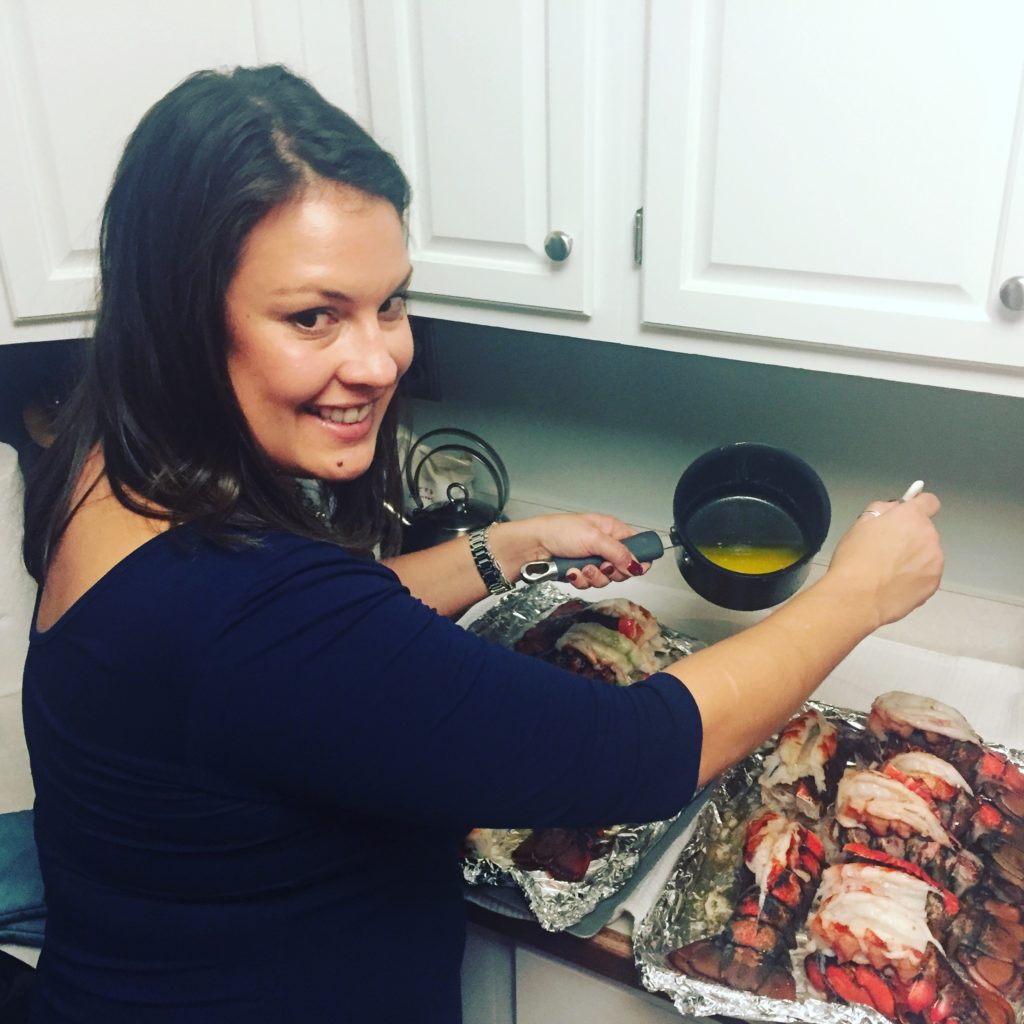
left=410, top=483, right=499, bottom=534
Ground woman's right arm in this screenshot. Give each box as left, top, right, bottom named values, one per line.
left=665, top=492, right=943, bottom=787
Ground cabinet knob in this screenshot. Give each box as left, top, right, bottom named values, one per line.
left=999, top=276, right=1024, bottom=311
left=543, top=230, right=573, bottom=262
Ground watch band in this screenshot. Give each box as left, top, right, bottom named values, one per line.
left=468, top=527, right=515, bottom=595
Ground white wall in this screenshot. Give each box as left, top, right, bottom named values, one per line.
left=408, top=321, right=1024, bottom=606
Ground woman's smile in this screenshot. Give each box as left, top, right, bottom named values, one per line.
left=308, top=403, right=372, bottom=426
left=306, top=402, right=377, bottom=446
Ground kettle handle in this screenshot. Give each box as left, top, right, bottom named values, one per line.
left=409, top=443, right=508, bottom=515
left=404, top=428, right=509, bottom=513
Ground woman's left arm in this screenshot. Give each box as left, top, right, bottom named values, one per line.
left=380, top=513, right=648, bottom=616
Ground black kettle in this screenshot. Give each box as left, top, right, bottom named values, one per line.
left=400, top=429, right=510, bottom=553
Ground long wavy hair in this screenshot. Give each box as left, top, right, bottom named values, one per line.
left=23, top=65, right=411, bottom=583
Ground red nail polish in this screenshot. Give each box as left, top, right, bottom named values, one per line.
left=628, top=560, right=644, bottom=576
left=599, top=562, right=614, bottom=575
left=565, top=570, right=579, bottom=582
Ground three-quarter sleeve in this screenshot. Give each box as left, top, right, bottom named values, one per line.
left=186, top=539, right=702, bottom=831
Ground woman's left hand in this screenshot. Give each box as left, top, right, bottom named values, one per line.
left=492, top=513, right=650, bottom=590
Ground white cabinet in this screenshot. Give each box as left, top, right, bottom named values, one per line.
left=461, top=926, right=696, bottom=1024
left=462, top=925, right=515, bottom=1024
left=514, top=948, right=693, bottom=1024
left=363, top=0, right=598, bottom=316
left=641, top=0, right=1024, bottom=373
left=0, top=0, right=366, bottom=338
left=2, top=1, right=1022, bottom=394
left=395, top=1, right=1024, bottom=394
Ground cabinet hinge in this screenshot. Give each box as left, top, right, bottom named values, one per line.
left=633, top=207, right=644, bottom=266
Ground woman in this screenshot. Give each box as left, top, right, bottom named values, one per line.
left=20, top=66, right=942, bottom=1023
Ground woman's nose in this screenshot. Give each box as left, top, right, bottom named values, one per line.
left=336, top=319, right=402, bottom=388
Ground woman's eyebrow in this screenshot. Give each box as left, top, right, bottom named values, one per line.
left=271, top=268, right=413, bottom=300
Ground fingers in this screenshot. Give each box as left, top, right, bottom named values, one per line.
left=855, top=491, right=940, bottom=523
left=856, top=500, right=898, bottom=520
left=541, top=514, right=653, bottom=590
left=566, top=560, right=631, bottom=590
left=908, top=491, right=941, bottom=518
left=593, top=536, right=649, bottom=582
left=563, top=548, right=649, bottom=591
left=830, top=488, right=944, bottom=625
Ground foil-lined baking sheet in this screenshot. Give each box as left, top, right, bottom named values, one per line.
left=633, top=700, right=1024, bottom=1024
left=462, top=582, right=705, bottom=933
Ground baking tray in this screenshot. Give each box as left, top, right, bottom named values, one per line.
left=461, top=582, right=707, bottom=934
left=633, top=699, right=1024, bottom=1024
left=464, top=782, right=716, bottom=938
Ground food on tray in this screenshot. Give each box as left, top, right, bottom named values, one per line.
left=513, top=597, right=663, bottom=685
left=667, top=810, right=826, bottom=1000
left=466, top=825, right=616, bottom=883
left=832, top=767, right=983, bottom=895
left=804, top=862, right=1012, bottom=1024
left=869, top=690, right=1024, bottom=838
left=466, top=597, right=668, bottom=884
left=757, top=708, right=846, bottom=821
left=877, top=751, right=976, bottom=837
left=464, top=827, right=531, bottom=870
left=508, top=826, right=614, bottom=882
left=664, top=692, right=1024, bottom=1024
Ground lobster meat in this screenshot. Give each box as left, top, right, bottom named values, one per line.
left=667, top=810, right=826, bottom=1000
left=867, top=691, right=982, bottom=748
left=758, top=708, right=846, bottom=821
left=514, top=597, right=664, bottom=685
left=804, top=862, right=1014, bottom=1024
left=868, top=692, right=1024, bottom=823
left=510, top=826, right=613, bottom=882
left=832, top=768, right=984, bottom=896
left=879, top=752, right=975, bottom=841
left=868, top=691, right=1024, bottom=902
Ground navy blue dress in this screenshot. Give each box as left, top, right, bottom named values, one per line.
left=22, top=527, right=701, bottom=1022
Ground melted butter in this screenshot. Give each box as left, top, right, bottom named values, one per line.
left=697, top=543, right=805, bottom=574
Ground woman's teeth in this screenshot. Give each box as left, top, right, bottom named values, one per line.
left=315, top=404, right=370, bottom=424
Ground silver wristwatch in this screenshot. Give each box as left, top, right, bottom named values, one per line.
left=468, top=527, right=514, bottom=595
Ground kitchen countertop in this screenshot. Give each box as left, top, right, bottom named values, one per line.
left=466, top=905, right=747, bottom=1024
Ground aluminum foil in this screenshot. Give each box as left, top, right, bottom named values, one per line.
left=462, top=582, right=705, bottom=932
left=633, top=701, right=1024, bottom=1023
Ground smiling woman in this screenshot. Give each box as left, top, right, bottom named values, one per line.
left=16, top=64, right=944, bottom=1024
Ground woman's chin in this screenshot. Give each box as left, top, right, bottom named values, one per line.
left=313, top=448, right=376, bottom=482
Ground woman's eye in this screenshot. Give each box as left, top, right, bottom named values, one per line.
left=379, top=293, right=408, bottom=322
left=289, top=308, right=332, bottom=332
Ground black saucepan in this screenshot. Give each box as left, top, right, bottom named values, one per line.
left=521, top=442, right=831, bottom=612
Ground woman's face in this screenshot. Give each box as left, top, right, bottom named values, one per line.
left=226, top=183, right=413, bottom=481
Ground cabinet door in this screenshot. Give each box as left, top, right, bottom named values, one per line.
left=363, top=0, right=596, bottom=315
left=0, top=0, right=365, bottom=327
left=462, top=924, right=515, bottom=1024
left=642, top=0, right=1024, bottom=373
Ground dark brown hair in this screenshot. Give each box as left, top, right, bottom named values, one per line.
left=23, top=65, right=411, bottom=582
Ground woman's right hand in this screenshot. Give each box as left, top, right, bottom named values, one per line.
left=669, top=490, right=943, bottom=785
left=824, top=492, right=943, bottom=628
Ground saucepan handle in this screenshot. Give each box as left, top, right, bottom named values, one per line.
left=520, top=531, right=666, bottom=585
